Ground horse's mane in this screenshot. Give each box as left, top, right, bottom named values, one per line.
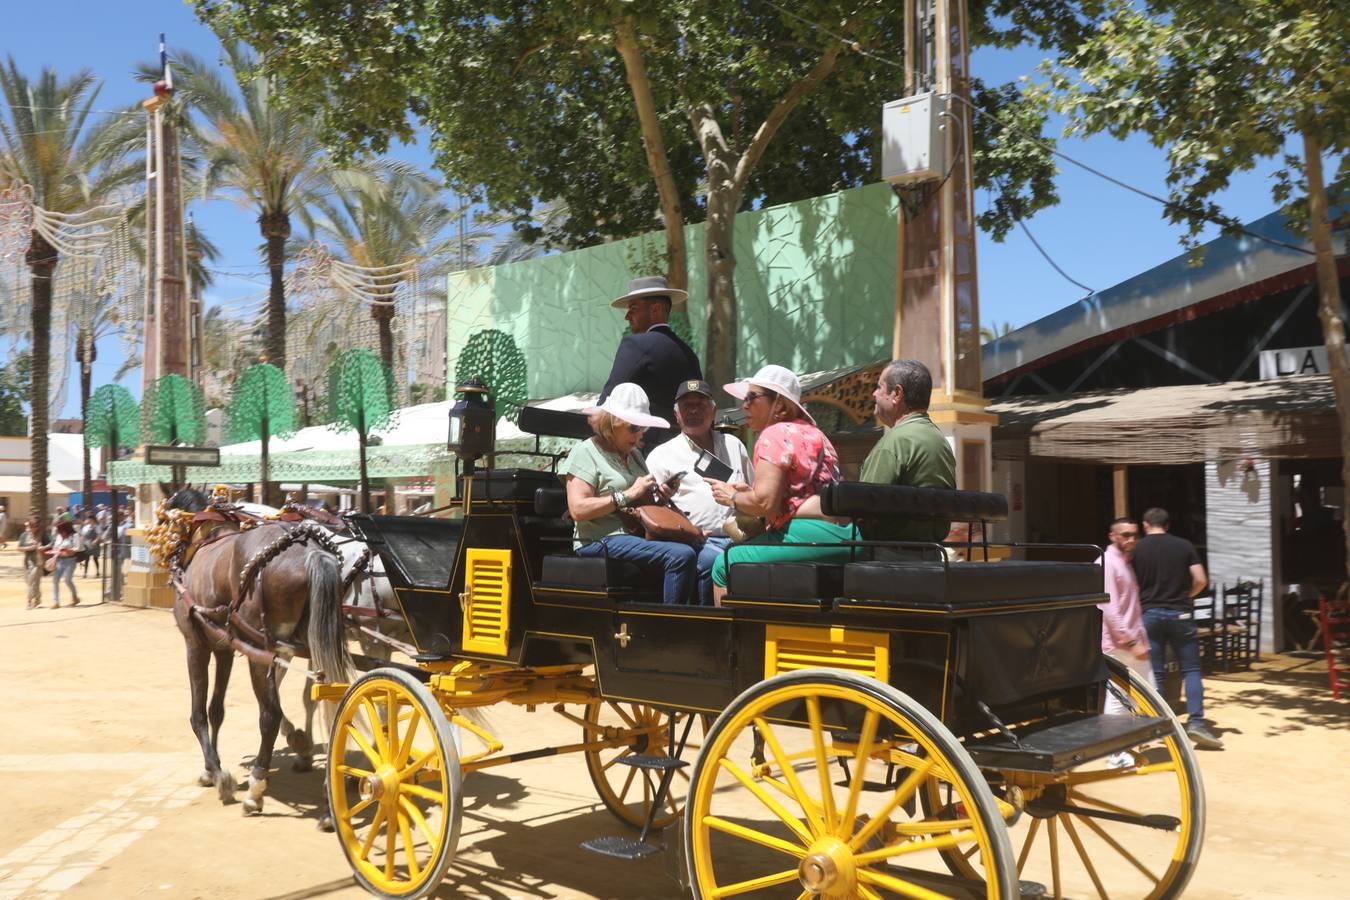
left=167, top=488, right=209, bottom=513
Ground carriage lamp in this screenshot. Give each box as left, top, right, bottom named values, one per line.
left=448, top=376, right=494, bottom=462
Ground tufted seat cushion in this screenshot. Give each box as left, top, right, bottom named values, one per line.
left=538, top=554, right=661, bottom=591
left=726, top=563, right=845, bottom=603
left=841, top=560, right=1103, bottom=610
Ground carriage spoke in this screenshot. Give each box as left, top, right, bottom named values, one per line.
left=753, top=716, right=824, bottom=835
left=1070, top=790, right=1145, bottom=820
left=717, top=758, right=813, bottom=844
left=601, top=746, right=635, bottom=772
left=1048, top=816, right=1062, bottom=899
left=385, top=810, right=396, bottom=879
left=1062, top=813, right=1109, bottom=899
left=336, top=763, right=374, bottom=779
left=398, top=807, right=421, bottom=881
left=347, top=794, right=378, bottom=818
left=346, top=724, right=382, bottom=768
left=1075, top=813, right=1162, bottom=884
left=608, top=701, right=639, bottom=729
left=616, top=761, right=638, bottom=804
left=703, top=814, right=805, bottom=858
left=841, top=709, right=881, bottom=829
left=400, top=795, right=437, bottom=845
left=359, top=807, right=386, bottom=861
left=399, top=747, right=436, bottom=780
left=708, top=867, right=800, bottom=897
left=856, top=885, right=885, bottom=900
left=854, top=827, right=976, bottom=864
left=358, top=697, right=391, bottom=758
left=1017, top=816, right=1042, bottom=873
left=392, top=706, right=422, bottom=767
left=856, top=866, right=950, bottom=900
left=401, top=782, right=447, bottom=804
left=805, top=697, right=839, bottom=832
left=848, top=759, right=936, bottom=850
left=385, top=689, right=401, bottom=761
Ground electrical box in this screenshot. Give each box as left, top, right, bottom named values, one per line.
left=881, top=91, right=948, bottom=185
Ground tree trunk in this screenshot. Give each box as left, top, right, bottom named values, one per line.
left=704, top=186, right=740, bottom=390
left=77, top=327, right=95, bottom=510
left=260, top=208, right=291, bottom=369
left=614, top=16, right=688, bottom=297
left=26, top=231, right=57, bottom=535
left=260, top=411, right=272, bottom=509
left=373, top=303, right=396, bottom=399
left=1302, top=130, right=1350, bottom=579
left=358, top=426, right=371, bottom=514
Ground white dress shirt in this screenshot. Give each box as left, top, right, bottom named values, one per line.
left=645, top=430, right=753, bottom=535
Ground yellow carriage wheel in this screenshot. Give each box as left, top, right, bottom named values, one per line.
left=327, top=668, right=462, bottom=900
left=684, top=669, right=1017, bottom=899
left=928, top=655, right=1205, bottom=899
left=583, top=701, right=708, bottom=830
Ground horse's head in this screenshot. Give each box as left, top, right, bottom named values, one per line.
left=165, top=487, right=209, bottom=514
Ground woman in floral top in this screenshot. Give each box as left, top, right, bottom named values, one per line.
left=704, top=364, right=857, bottom=605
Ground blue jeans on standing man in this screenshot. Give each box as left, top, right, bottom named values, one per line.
left=577, top=534, right=698, bottom=605
left=1142, top=607, right=1205, bottom=721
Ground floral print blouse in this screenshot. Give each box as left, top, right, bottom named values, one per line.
left=752, top=420, right=842, bottom=531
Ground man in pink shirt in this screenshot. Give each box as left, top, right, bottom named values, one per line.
left=1099, top=517, right=1153, bottom=715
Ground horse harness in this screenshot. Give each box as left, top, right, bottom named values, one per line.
left=173, top=520, right=346, bottom=668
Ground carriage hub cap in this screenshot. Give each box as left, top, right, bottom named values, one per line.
left=798, top=837, right=854, bottom=893
left=359, top=765, right=399, bottom=803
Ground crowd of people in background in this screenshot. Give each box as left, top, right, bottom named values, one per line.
left=3, top=500, right=133, bottom=610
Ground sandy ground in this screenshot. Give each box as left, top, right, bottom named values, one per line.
left=0, top=549, right=1347, bottom=899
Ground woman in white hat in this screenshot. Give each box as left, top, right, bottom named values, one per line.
left=560, top=383, right=699, bottom=605
left=703, top=364, right=857, bottom=605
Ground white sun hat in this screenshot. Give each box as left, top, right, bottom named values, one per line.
left=723, top=364, right=814, bottom=425
left=582, top=383, right=671, bottom=430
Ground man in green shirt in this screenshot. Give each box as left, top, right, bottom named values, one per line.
left=858, top=359, right=956, bottom=548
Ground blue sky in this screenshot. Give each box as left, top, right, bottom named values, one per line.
left=3, top=1, right=1289, bottom=416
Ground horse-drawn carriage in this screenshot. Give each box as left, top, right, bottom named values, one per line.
left=302, top=405, right=1204, bottom=900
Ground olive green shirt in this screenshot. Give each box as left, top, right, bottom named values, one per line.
left=559, top=437, right=648, bottom=548
left=859, top=412, right=956, bottom=543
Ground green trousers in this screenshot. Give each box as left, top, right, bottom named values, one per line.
left=710, top=518, right=859, bottom=587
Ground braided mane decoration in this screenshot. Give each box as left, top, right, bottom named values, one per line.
left=146, top=503, right=196, bottom=569
left=238, top=521, right=342, bottom=600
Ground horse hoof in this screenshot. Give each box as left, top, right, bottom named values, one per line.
left=197, top=769, right=214, bottom=788
left=215, top=770, right=237, bottom=803
left=318, top=815, right=335, bottom=833
left=291, top=756, right=313, bottom=773
left=287, top=730, right=314, bottom=757
left=243, top=796, right=264, bottom=816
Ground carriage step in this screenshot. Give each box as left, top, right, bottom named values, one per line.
left=580, top=835, right=662, bottom=860
left=612, top=754, right=688, bottom=771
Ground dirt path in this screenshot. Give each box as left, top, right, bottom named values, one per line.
left=0, top=557, right=1346, bottom=898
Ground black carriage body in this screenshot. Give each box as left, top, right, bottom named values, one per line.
left=349, top=469, right=1110, bottom=737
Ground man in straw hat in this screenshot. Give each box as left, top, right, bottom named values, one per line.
left=600, top=276, right=702, bottom=443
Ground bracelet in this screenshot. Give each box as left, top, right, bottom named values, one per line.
left=730, top=491, right=739, bottom=511
left=612, top=491, right=628, bottom=511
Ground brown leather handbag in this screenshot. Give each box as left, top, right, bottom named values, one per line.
left=636, top=503, right=703, bottom=545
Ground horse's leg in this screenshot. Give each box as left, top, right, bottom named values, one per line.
left=242, top=660, right=284, bottom=816
left=274, top=661, right=315, bottom=772
left=207, top=647, right=238, bottom=802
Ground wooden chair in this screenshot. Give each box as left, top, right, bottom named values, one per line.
left=1219, top=580, right=1262, bottom=672
left=1318, top=592, right=1350, bottom=700
left=1192, top=587, right=1221, bottom=674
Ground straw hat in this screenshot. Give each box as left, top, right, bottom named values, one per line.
left=583, top=383, right=671, bottom=430
left=609, top=276, right=689, bottom=309
left=723, top=364, right=814, bottom=425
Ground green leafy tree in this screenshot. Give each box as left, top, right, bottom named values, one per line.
left=140, top=42, right=334, bottom=370
left=0, top=353, right=32, bottom=437
left=226, top=363, right=296, bottom=506
left=1040, top=0, right=1349, bottom=572
left=454, top=329, right=527, bottom=425
left=326, top=348, right=395, bottom=513
left=198, top=0, right=1084, bottom=386
left=0, top=61, right=143, bottom=531
left=83, top=383, right=138, bottom=590
left=143, top=373, right=208, bottom=490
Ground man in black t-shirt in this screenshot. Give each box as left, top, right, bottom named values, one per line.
left=1132, top=507, right=1223, bottom=750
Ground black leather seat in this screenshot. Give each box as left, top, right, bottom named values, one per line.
left=538, top=554, right=662, bottom=591
left=841, top=560, right=1103, bottom=610
left=726, top=563, right=845, bottom=603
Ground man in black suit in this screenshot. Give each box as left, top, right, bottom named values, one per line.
left=600, top=276, right=702, bottom=444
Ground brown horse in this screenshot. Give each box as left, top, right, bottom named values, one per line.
left=165, top=489, right=351, bottom=815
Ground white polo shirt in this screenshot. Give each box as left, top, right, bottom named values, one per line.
left=645, top=431, right=753, bottom=536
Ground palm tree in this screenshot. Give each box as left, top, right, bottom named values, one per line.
left=307, top=166, right=464, bottom=382
left=146, top=42, right=332, bottom=371
left=0, top=60, right=142, bottom=532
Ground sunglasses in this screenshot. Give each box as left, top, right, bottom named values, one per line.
left=626, top=424, right=647, bottom=434
left=742, top=390, right=775, bottom=406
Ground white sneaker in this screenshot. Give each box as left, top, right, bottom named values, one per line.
left=1106, top=752, right=1133, bottom=769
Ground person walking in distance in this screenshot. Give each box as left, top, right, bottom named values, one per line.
left=1132, top=507, right=1223, bottom=750
left=18, top=518, right=45, bottom=609
left=49, top=519, right=82, bottom=608
left=1098, top=518, right=1153, bottom=712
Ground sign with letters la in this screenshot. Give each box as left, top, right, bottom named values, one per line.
left=1258, top=346, right=1328, bottom=380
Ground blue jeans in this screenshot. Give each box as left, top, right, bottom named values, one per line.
left=577, top=535, right=698, bottom=605
left=1143, top=607, right=1205, bottom=721
left=696, top=537, right=733, bottom=606
left=51, top=557, right=79, bottom=605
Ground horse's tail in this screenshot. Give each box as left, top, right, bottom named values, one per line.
left=305, top=548, right=351, bottom=683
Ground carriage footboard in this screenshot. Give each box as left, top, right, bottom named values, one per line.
left=965, top=711, right=1172, bottom=772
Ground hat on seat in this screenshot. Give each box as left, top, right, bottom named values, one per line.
left=723, top=364, right=814, bottom=425
left=609, top=276, right=689, bottom=309
left=582, top=383, right=670, bottom=430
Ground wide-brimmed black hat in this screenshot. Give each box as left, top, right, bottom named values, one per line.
left=609, top=275, right=689, bottom=309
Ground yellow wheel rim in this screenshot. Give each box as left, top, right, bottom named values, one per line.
left=329, top=670, right=460, bottom=899
left=688, top=675, right=1011, bottom=899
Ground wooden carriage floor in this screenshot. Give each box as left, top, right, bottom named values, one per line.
left=0, top=562, right=1346, bottom=899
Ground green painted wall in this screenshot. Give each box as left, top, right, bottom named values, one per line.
left=447, top=182, right=899, bottom=398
